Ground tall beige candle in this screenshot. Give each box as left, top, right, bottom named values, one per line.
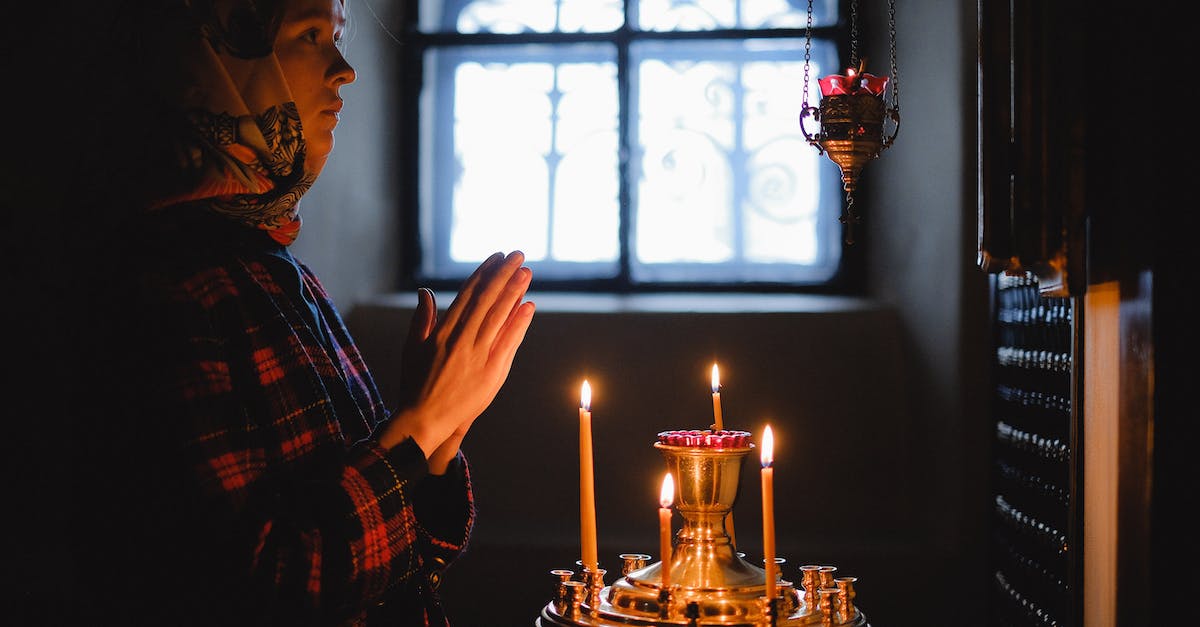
left=579, top=380, right=598, bottom=572
left=712, top=363, right=737, bottom=547
left=659, top=473, right=674, bottom=590
left=761, top=425, right=776, bottom=599
left=711, top=363, right=723, bottom=431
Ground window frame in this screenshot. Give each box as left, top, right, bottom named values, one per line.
left=394, top=0, right=860, bottom=294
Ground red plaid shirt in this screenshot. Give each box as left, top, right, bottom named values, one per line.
left=70, top=210, right=473, bottom=626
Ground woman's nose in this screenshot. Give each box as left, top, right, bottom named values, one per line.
left=331, top=51, right=356, bottom=86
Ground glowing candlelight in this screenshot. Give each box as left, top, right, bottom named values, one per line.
left=579, top=380, right=598, bottom=572
left=659, top=473, right=675, bottom=590
left=760, top=425, right=776, bottom=599
left=711, top=363, right=737, bottom=547
left=818, top=66, right=889, bottom=97
left=710, top=363, right=723, bottom=431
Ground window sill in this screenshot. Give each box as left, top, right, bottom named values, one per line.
left=359, top=290, right=883, bottom=315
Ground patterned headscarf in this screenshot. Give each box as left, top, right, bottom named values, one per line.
left=148, top=0, right=312, bottom=245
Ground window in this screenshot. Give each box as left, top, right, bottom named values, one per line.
left=403, top=0, right=845, bottom=289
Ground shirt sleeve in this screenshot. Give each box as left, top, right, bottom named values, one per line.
left=130, top=264, right=474, bottom=625
left=412, top=449, right=476, bottom=585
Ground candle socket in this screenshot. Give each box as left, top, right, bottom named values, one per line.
left=560, top=580, right=586, bottom=618
left=818, top=588, right=839, bottom=625
left=800, top=565, right=822, bottom=609
left=619, top=553, right=650, bottom=576
left=834, top=576, right=858, bottom=623
left=778, top=580, right=800, bottom=617
left=550, top=569, right=576, bottom=614
left=818, top=565, right=838, bottom=591
left=583, top=567, right=606, bottom=612
left=657, top=587, right=673, bottom=620
left=758, top=595, right=779, bottom=627
left=684, top=600, right=702, bottom=627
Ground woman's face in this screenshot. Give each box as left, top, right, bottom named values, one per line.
left=274, top=0, right=356, bottom=174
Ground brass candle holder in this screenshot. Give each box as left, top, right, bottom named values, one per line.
left=537, top=431, right=870, bottom=626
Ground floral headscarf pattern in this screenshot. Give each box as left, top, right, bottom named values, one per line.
left=149, top=0, right=312, bottom=245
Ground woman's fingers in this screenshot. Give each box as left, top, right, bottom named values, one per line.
left=489, top=300, right=535, bottom=372
left=476, top=265, right=532, bottom=350
left=450, top=298, right=535, bottom=435
left=438, top=251, right=504, bottom=332
left=440, top=251, right=527, bottom=343
left=383, top=251, right=534, bottom=452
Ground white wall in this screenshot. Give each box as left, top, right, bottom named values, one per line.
left=863, top=0, right=993, bottom=607
left=292, top=0, right=406, bottom=307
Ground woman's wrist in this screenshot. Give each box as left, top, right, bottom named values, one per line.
left=428, top=432, right=465, bottom=475
left=378, top=408, right=443, bottom=459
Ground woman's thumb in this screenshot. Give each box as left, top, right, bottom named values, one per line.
left=406, top=287, right=437, bottom=346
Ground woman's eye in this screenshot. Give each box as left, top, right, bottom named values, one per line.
left=302, top=29, right=320, bottom=43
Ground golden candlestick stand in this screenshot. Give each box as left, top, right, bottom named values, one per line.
left=536, top=432, right=869, bottom=626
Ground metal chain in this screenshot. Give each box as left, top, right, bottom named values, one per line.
left=803, top=0, right=813, bottom=110
left=888, top=0, right=900, bottom=112
left=842, top=191, right=859, bottom=245
left=849, top=0, right=859, bottom=70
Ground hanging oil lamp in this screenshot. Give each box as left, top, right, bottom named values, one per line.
left=799, top=0, right=900, bottom=244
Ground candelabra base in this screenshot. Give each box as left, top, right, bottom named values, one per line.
left=535, top=582, right=869, bottom=627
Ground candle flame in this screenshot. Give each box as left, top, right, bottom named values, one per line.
left=659, top=472, right=675, bottom=508
left=711, top=363, right=720, bottom=393
left=847, top=67, right=857, bottom=78
left=581, top=380, right=592, bottom=412
left=761, top=425, right=774, bottom=467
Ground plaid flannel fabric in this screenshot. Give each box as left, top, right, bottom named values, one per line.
left=73, top=215, right=473, bottom=626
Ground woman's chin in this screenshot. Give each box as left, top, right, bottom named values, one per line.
left=304, top=136, right=334, bottom=173
left=305, top=151, right=331, bottom=178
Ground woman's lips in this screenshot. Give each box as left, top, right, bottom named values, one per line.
left=321, top=100, right=344, bottom=119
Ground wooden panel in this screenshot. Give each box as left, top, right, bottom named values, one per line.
left=976, top=0, right=1012, bottom=273
left=977, top=0, right=1086, bottom=297
left=1082, top=281, right=1119, bottom=627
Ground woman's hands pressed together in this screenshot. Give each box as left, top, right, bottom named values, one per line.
left=380, top=251, right=535, bottom=471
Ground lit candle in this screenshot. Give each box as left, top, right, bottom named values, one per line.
left=712, top=363, right=737, bottom=547
left=818, top=59, right=889, bottom=97
left=659, top=473, right=675, bottom=590
left=760, top=425, right=776, bottom=599
left=579, top=380, right=598, bottom=572
left=710, top=363, right=723, bottom=431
